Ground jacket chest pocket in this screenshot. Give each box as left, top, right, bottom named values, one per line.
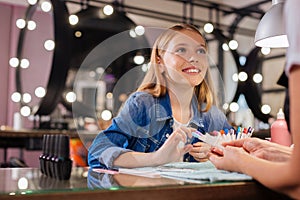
left=151, top=121, right=173, bottom=151
left=131, top=138, right=148, bottom=152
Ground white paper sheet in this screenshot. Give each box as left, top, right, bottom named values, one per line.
left=118, top=161, right=252, bottom=183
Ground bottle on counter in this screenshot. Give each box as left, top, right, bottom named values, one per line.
left=271, top=108, right=292, bottom=146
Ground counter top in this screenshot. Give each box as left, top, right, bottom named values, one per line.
left=0, top=167, right=291, bottom=200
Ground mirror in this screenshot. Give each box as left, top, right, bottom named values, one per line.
left=15, top=0, right=285, bottom=132
left=16, top=1, right=150, bottom=130
left=14, top=0, right=73, bottom=129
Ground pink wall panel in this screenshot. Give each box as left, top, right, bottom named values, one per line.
left=0, top=2, right=53, bottom=129
left=0, top=4, right=12, bottom=127
left=0, top=2, right=53, bottom=167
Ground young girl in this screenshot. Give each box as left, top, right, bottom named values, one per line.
left=88, top=24, right=231, bottom=169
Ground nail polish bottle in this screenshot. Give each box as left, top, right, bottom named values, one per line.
left=54, top=135, right=72, bottom=180
left=39, top=134, right=48, bottom=174
left=45, top=135, right=55, bottom=177
left=51, top=135, right=60, bottom=178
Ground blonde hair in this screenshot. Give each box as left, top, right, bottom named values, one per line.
left=137, top=24, right=215, bottom=112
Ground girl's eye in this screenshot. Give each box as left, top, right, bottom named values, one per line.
left=175, top=47, right=186, bottom=53
left=197, top=48, right=206, bottom=54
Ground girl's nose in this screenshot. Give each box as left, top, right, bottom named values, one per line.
left=189, top=56, right=199, bottom=63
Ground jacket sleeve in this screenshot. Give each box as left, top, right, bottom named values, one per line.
left=88, top=92, right=151, bottom=169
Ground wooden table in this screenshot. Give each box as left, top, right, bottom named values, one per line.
left=0, top=128, right=79, bottom=139
left=0, top=167, right=291, bottom=200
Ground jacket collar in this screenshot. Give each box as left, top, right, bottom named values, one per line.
left=154, top=92, right=204, bottom=128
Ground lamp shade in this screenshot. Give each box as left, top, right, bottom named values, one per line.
left=254, top=0, right=289, bottom=48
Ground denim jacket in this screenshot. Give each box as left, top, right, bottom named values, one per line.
left=88, top=91, right=231, bottom=169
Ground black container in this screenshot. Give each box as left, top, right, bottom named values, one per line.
left=39, top=134, right=72, bottom=180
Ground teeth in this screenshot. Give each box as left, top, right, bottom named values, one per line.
left=185, top=69, right=199, bottom=73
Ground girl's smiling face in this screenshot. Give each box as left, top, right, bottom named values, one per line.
left=161, top=29, right=208, bottom=87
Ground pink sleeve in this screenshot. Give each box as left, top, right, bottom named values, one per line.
left=284, top=0, right=300, bottom=76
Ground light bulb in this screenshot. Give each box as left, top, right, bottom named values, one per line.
left=103, top=5, right=114, bottom=16
left=41, top=1, right=52, bottom=12
left=44, top=39, right=55, bottom=51
left=261, top=104, right=271, bottom=114
left=135, top=25, right=145, bottom=36
left=69, top=14, right=79, bottom=25
left=204, top=23, right=214, bottom=33
left=27, top=20, right=36, bottom=30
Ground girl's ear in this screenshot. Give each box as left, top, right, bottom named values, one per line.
left=156, top=56, right=161, bottom=64
left=157, top=57, right=165, bottom=73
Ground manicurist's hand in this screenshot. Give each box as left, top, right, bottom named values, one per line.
left=218, top=137, right=292, bottom=162
left=209, top=145, right=250, bottom=173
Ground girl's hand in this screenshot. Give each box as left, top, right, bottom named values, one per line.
left=189, top=142, right=211, bottom=162
left=154, top=126, right=193, bottom=164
